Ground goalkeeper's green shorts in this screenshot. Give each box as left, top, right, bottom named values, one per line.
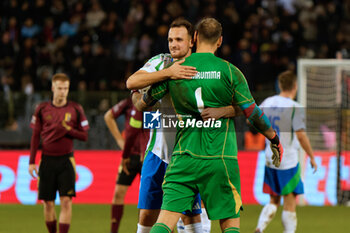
left=161, top=154, right=242, bottom=220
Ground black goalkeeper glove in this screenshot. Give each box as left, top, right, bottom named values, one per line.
left=269, top=132, right=283, bottom=167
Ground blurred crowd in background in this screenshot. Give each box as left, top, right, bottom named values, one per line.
left=1, top=0, right=349, bottom=93
left=0, top=0, right=349, bottom=148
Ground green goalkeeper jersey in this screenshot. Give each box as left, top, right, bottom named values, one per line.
left=149, top=53, right=255, bottom=159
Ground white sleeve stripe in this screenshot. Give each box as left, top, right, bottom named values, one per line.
left=81, top=120, right=88, bottom=127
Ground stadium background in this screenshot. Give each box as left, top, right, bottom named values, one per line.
left=0, top=0, right=349, bottom=232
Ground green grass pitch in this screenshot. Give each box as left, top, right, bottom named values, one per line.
left=0, top=204, right=348, bottom=233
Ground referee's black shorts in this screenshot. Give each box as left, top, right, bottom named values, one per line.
left=117, top=154, right=142, bottom=186
left=38, top=153, right=76, bottom=201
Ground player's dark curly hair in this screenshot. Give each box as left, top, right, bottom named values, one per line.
left=170, top=18, right=194, bottom=38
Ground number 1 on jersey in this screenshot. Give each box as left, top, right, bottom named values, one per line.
left=195, top=87, right=204, bottom=113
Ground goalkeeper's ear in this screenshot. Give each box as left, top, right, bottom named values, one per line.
left=193, top=31, right=198, bottom=44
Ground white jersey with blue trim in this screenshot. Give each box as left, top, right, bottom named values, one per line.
left=260, top=95, right=305, bottom=169
left=140, top=53, right=175, bottom=164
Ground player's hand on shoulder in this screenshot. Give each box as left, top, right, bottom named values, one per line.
left=28, top=164, right=38, bottom=179
left=168, top=59, right=197, bottom=80
left=269, top=132, right=283, bottom=168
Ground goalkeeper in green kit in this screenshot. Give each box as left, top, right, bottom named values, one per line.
left=134, top=18, right=283, bottom=233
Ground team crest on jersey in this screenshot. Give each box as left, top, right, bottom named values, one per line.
left=45, top=114, right=52, bottom=121
left=64, top=113, right=71, bottom=122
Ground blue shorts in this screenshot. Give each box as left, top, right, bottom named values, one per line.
left=138, top=151, right=201, bottom=214
left=263, top=163, right=304, bottom=196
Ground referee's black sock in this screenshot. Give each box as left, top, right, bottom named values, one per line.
left=59, top=223, right=70, bottom=233
left=111, top=204, right=124, bottom=233
left=45, top=220, right=57, bottom=233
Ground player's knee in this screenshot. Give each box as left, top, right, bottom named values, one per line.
left=219, top=217, right=240, bottom=230
left=139, top=209, right=160, bottom=226
left=283, top=203, right=296, bottom=212
left=43, top=201, right=55, bottom=211
left=270, top=196, right=281, bottom=206
left=60, top=197, right=72, bottom=210
left=114, top=190, right=127, bottom=202
left=182, top=214, right=201, bottom=225
left=283, top=194, right=296, bottom=211
left=113, top=185, right=129, bottom=202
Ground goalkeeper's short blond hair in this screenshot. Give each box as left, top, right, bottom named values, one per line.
left=195, top=17, right=222, bottom=44
left=278, top=71, right=296, bottom=91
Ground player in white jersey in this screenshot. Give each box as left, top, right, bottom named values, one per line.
left=255, top=71, right=318, bottom=233
left=127, top=19, right=234, bottom=233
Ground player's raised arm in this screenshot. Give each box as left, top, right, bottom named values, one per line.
left=127, top=70, right=169, bottom=90
left=126, top=60, right=196, bottom=90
